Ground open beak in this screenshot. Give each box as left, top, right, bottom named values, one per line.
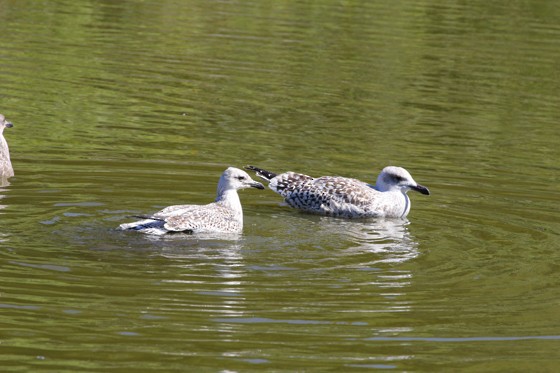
left=251, top=181, right=265, bottom=190
left=412, top=184, right=430, bottom=195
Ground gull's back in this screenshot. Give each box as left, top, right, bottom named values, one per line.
left=269, top=172, right=393, bottom=218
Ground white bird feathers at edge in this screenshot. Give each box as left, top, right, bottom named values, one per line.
left=119, top=167, right=265, bottom=235
left=0, top=114, right=14, bottom=181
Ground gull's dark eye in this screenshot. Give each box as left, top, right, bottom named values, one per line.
left=237, top=176, right=246, bottom=181
left=392, top=175, right=405, bottom=183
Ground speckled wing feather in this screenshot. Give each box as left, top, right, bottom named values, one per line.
left=152, top=204, right=203, bottom=219
left=162, top=203, right=242, bottom=233
left=269, top=172, right=384, bottom=218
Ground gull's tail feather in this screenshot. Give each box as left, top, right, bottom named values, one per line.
left=129, top=215, right=164, bottom=221
left=244, top=165, right=277, bottom=181
left=119, top=217, right=165, bottom=232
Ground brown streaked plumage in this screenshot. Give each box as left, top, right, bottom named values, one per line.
left=245, top=165, right=430, bottom=219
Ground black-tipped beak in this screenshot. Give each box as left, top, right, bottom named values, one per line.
left=412, top=184, right=430, bottom=195
left=5, top=122, right=13, bottom=128
left=251, top=181, right=265, bottom=190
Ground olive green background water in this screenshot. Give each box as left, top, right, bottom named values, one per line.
left=1, top=0, right=559, bottom=371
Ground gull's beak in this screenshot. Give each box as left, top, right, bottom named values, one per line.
left=412, top=184, right=430, bottom=195
left=5, top=121, right=13, bottom=128
left=250, top=181, right=265, bottom=190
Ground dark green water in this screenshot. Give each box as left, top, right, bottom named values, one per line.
left=1, top=0, right=559, bottom=371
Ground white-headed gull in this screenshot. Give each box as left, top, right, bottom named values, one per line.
left=120, top=167, right=265, bottom=235
left=245, top=165, right=429, bottom=219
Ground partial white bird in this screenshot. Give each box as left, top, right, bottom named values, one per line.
left=119, top=167, right=265, bottom=235
left=245, top=165, right=430, bottom=219
left=0, top=114, right=14, bottom=179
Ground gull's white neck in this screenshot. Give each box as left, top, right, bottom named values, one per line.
left=215, top=189, right=242, bottom=212
left=401, top=191, right=411, bottom=218
left=375, top=187, right=411, bottom=218
left=0, top=133, right=9, bottom=160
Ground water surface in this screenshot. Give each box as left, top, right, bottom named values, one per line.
left=1, top=0, right=559, bottom=371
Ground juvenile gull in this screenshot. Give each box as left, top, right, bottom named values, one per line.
left=119, top=167, right=264, bottom=235
left=0, top=114, right=14, bottom=179
left=245, top=165, right=430, bottom=219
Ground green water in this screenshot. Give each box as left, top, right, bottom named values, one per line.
left=1, top=0, right=559, bottom=371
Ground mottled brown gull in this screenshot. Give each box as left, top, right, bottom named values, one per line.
left=245, top=165, right=430, bottom=219
left=119, top=167, right=265, bottom=235
left=0, top=114, right=14, bottom=180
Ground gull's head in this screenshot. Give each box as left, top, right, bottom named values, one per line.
left=376, top=166, right=430, bottom=195
left=0, top=114, right=13, bottom=134
left=219, top=167, right=265, bottom=192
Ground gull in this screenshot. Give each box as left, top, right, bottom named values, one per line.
left=0, top=114, right=14, bottom=179
left=119, top=167, right=264, bottom=235
left=245, top=165, right=430, bottom=219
